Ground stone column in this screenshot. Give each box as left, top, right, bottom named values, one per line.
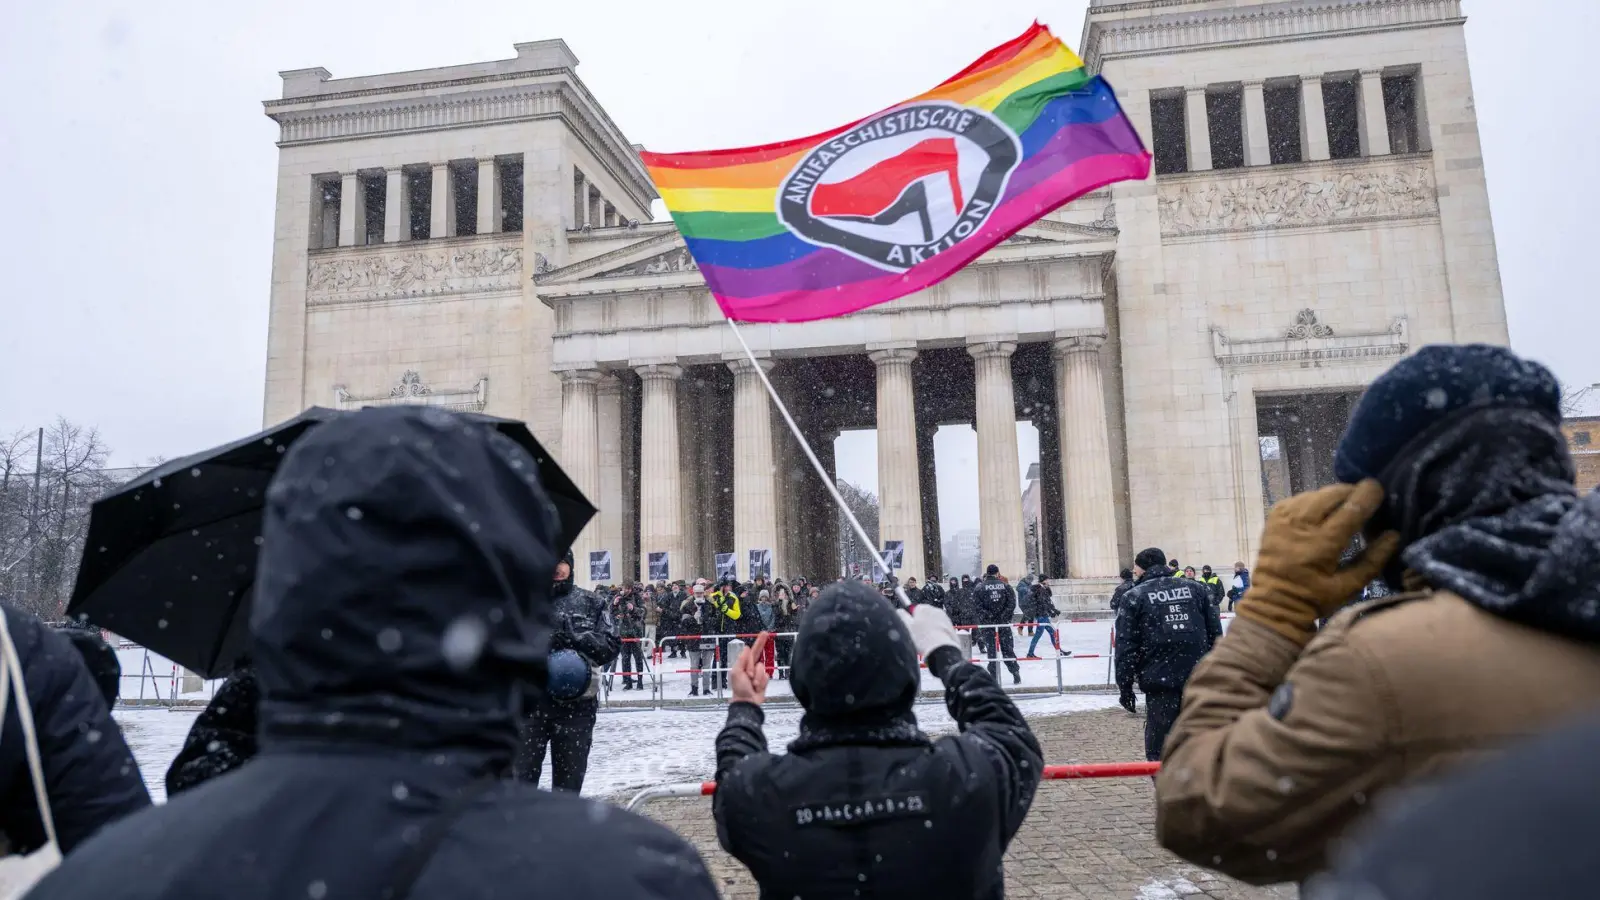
left=968, top=340, right=1027, bottom=579
left=916, top=423, right=942, bottom=579
left=677, top=371, right=703, bottom=578
left=384, top=168, right=406, bottom=243
left=596, top=375, right=626, bottom=584
left=1300, top=76, right=1331, bottom=162
left=870, top=346, right=925, bottom=584
left=1184, top=87, right=1213, bottom=172
left=729, top=358, right=780, bottom=580
left=816, top=429, right=841, bottom=577
left=1242, top=80, right=1272, bottom=166
left=337, top=172, right=363, bottom=246
left=1053, top=336, right=1120, bottom=578
left=430, top=162, right=453, bottom=239
left=476, top=158, right=499, bottom=235
left=637, top=364, right=685, bottom=583
left=1358, top=68, right=1392, bottom=157
left=559, top=369, right=603, bottom=589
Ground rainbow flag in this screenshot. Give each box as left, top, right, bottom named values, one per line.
left=641, top=22, right=1151, bottom=323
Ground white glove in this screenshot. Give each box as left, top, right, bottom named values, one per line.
left=896, top=604, right=961, bottom=658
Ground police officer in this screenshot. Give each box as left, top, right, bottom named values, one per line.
left=1115, top=547, right=1222, bottom=761
left=515, top=548, right=619, bottom=792
left=974, top=564, right=1022, bottom=685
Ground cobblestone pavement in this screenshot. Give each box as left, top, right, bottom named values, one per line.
left=632, top=707, right=1299, bottom=899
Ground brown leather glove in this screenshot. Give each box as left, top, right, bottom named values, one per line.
left=1236, top=479, right=1401, bottom=647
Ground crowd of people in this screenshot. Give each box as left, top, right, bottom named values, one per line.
left=592, top=565, right=1081, bottom=693
left=0, top=343, right=1597, bottom=898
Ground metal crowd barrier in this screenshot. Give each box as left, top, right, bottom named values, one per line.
left=624, top=761, right=1162, bottom=811
left=602, top=621, right=1119, bottom=707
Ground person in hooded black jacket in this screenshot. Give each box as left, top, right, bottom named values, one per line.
left=27, top=407, right=716, bottom=900
left=919, top=577, right=946, bottom=611
left=1109, top=569, right=1135, bottom=613
left=0, top=604, right=148, bottom=856
left=514, top=547, right=618, bottom=791
left=713, top=582, right=1042, bottom=900
left=1115, top=547, right=1222, bottom=761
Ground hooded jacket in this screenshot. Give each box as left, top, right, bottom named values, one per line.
left=30, top=407, right=716, bottom=900
left=1156, top=408, right=1600, bottom=885
left=713, top=582, right=1042, bottom=900
left=0, top=605, right=148, bottom=855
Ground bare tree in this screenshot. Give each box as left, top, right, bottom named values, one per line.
left=835, top=479, right=881, bottom=578
left=1561, top=382, right=1600, bottom=418
left=0, top=419, right=117, bottom=619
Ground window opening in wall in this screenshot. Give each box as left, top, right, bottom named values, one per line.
left=451, top=161, right=478, bottom=237
left=1257, top=391, right=1362, bottom=509
left=1323, top=76, right=1362, bottom=160
left=1206, top=86, right=1245, bottom=170
left=1575, top=431, right=1592, bottom=447
left=1263, top=82, right=1304, bottom=164
left=1383, top=72, right=1421, bottom=154
left=1150, top=92, right=1188, bottom=175
left=499, top=157, right=524, bottom=233
left=406, top=168, right=431, bottom=240
left=361, top=173, right=385, bottom=245
left=313, top=177, right=340, bottom=249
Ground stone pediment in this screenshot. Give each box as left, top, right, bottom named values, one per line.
left=535, top=215, right=1116, bottom=293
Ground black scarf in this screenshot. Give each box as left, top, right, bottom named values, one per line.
left=1379, top=406, right=1600, bottom=641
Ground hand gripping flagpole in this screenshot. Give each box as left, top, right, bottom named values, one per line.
left=725, top=317, right=914, bottom=611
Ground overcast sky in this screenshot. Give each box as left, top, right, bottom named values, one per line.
left=1, top=0, right=1593, bottom=541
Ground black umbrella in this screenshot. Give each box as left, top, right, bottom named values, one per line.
left=66, top=406, right=594, bottom=678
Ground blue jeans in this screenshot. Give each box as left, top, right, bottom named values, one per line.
left=1026, top=617, right=1058, bottom=656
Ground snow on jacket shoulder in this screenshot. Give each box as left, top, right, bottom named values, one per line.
left=0, top=604, right=150, bottom=854
left=166, top=665, right=260, bottom=796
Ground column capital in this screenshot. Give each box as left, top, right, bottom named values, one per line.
left=967, top=339, right=1018, bottom=361
left=1359, top=67, right=1387, bottom=77
left=1301, top=73, right=1324, bottom=84
left=1185, top=85, right=1209, bottom=96
left=385, top=165, right=406, bottom=174
left=430, top=161, right=449, bottom=171
left=635, top=363, right=683, bottom=382
left=556, top=368, right=605, bottom=386
left=1052, top=334, right=1107, bottom=358
left=726, top=357, right=775, bottom=376
left=1241, top=78, right=1267, bottom=89
left=868, top=345, right=918, bottom=366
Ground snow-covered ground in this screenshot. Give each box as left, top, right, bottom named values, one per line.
left=113, top=616, right=1239, bottom=802
left=115, top=691, right=1120, bottom=804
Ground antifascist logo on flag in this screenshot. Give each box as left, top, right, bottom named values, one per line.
left=778, top=104, right=1020, bottom=272
left=642, top=22, right=1151, bottom=324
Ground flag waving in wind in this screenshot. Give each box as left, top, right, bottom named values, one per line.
left=642, top=22, right=1151, bottom=323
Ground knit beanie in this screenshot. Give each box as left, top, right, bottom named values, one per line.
left=1335, top=345, right=1562, bottom=483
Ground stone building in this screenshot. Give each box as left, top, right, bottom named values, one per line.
left=262, top=0, right=1507, bottom=603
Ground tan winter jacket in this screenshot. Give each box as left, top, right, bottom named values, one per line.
left=1156, top=589, right=1600, bottom=885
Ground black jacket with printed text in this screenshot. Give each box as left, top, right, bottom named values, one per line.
left=713, top=582, right=1042, bottom=900
left=1114, top=566, right=1222, bottom=694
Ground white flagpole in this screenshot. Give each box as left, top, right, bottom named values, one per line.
left=724, top=317, right=914, bottom=610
